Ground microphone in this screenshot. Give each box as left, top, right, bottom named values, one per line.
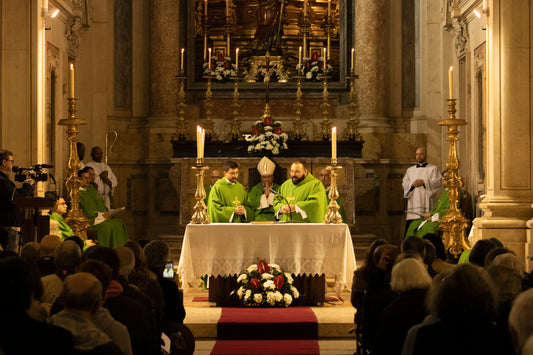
left=30, top=164, right=54, bottom=169
left=270, top=187, right=293, bottom=223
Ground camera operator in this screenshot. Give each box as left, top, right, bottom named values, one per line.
left=0, top=149, right=35, bottom=251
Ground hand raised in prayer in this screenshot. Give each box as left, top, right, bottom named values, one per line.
left=234, top=205, right=245, bottom=215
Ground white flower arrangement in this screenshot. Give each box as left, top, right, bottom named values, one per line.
left=296, top=53, right=334, bottom=82
left=203, top=54, right=237, bottom=82
left=244, top=118, right=289, bottom=157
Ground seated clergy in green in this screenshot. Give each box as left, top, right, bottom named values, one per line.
left=48, top=197, right=75, bottom=240
left=406, top=170, right=463, bottom=238
left=318, top=168, right=347, bottom=223
left=249, top=157, right=280, bottom=221
left=274, top=161, right=328, bottom=223
left=207, top=160, right=254, bottom=223
left=78, top=167, right=129, bottom=248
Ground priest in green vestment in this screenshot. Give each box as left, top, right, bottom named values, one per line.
left=318, top=168, right=347, bottom=223
left=78, top=167, right=129, bottom=248
left=405, top=171, right=462, bottom=238
left=48, top=197, right=75, bottom=240
left=274, top=161, right=328, bottom=223
left=249, top=157, right=280, bottom=221
left=207, top=160, right=254, bottom=223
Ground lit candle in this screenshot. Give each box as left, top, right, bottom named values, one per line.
left=208, top=47, right=212, bottom=67
left=180, top=48, right=184, bottom=71
left=351, top=48, right=355, bottom=72
left=303, top=0, right=307, bottom=17
left=332, top=126, right=337, bottom=160
left=448, top=66, right=453, bottom=100
left=235, top=48, right=239, bottom=71
left=328, top=0, right=331, bottom=17
left=201, top=128, right=205, bottom=158
left=204, top=0, right=207, bottom=17
left=323, top=47, right=327, bottom=69
left=226, top=0, right=229, bottom=17
left=69, top=63, right=75, bottom=98
left=298, top=46, right=302, bottom=67
left=197, top=126, right=201, bottom=158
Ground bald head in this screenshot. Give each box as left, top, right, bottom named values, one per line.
left=415, top=147, right=427, bottom=163
left=290, top=161, right=307, bottom=185
left=319, top=168, right=330, bottom=188
left=62, top=272, right=102, bottom=313
left=40, top=235, right=62, bottom=257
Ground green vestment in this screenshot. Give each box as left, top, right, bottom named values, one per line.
left=325, top=188, right=347, bottom=223
left=48, top=211, right=75, bottom=240
left=204, top=184, right=213, bottom=206
left=79, top=184, right=129, bottom=248
left=207, top=179, right=254, bottom=223
left=249, top=182, right=280, bottom=221
left=406, top=188, right=463, bottom=238
left=274, top=173, right=328, bottom=223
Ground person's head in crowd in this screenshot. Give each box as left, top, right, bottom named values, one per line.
left=144, top=240, right=169, bottom=275
left=20, top=242, right=40, bottom=263
left=55, top=240, right=81, bottom=279
left=76, top=142, right=86, bottom=162
left=82, top=246, right=120, bottom=280
left=373, top=244, right=399, bottom=273
left=209, top=170, right=222, bottom=186
left=115, top=247, right=135, bottom=278
left=90, top=146, right=104, bottom=163
left=484, top=247, right=515, bottom=268
left=422, top=239, right=436, bottom=268
left=423, top=233, right=447, bottom=261
left=0, top=256, right=35, bottom=316
left=124, top=241, right=147, bottom=269
left=40, top=234, right=61, bottom=257
left=523, top=335, right=533, bottom=355
left=61, top=272, right=103, bottom=314
left=469, top=239, right=498, bottom=267
left=491, top=253, right=524, bottom=275
left=432, top=263, right=495, bottom=322
left=390, top=258, right=432, bottom=294
left=80, top=259, right=113, bottom=299
left=0, top=149, right=15, bottom=174
left=401, top=236, right=426, bottom=259
left=363, top=239, right=387, bottom=269
left=64, top=236, right=84, bottom=252
left=395, top=250, right=424, bottom=264
left=486, top=264, right=522, bottom=315
left=488, top=237, right=504, bottom=248
left=509, top=288, right=533, bottom=354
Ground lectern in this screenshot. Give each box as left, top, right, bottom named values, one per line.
left=14, top=197, right=56, bottom=245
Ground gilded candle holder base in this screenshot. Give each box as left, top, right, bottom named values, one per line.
left=324, top=163, right=343, bottom=224
left=190, top=163, right=210, bottom=224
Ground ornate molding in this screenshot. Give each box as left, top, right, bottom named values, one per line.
left=453, top=18, right=469, bottom=60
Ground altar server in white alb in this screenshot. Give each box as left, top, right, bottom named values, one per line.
left=402, top=147, right=441, bottom=231
left=86, top=146, right=118, bottom=210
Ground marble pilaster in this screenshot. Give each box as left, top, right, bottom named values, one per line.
left=355, top=0, right=391, bottom=133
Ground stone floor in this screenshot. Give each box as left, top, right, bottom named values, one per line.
left=183, top=286, right=357, bottom=354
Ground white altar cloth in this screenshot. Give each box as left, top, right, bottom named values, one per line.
left=177, top=223, right=356, bottom=290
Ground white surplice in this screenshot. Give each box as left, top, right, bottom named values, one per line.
left=85, top=161, right=118, bottom=210
left=402, top=163, right=441, bottom=221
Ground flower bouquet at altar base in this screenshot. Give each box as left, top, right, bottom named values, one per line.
left=203, top=53, right=237, bottom=82
left=231, top=260, right=300, bottom=307
left=244, top=105, right=288, bottom=156
left=296, top=52, right=333, bottom=82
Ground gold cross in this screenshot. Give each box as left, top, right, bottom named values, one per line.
left=232, top=196, right=241, bottom=206
left=287, top=195, right=295, bottom=203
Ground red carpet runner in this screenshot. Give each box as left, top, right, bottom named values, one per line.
left=211, top=307, right=319, bottom=355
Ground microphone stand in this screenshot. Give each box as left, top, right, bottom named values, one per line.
left=270, top=187, right=292, bottom=223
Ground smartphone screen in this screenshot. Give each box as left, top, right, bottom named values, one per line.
left=163, top=261, right=174, bottom=279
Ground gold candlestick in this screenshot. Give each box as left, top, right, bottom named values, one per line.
left=324, top=162, right=343, bottom=224
left=57, top=98, right=91, bottom=239
left=175, top=73, right=187, bottom=140
left=438, top=98, right=469, bottom=257
left=203, top=76, right=215, bottom=140
left=345, top=74, right=361, bottom=141
left=320, top=76, right=331, bottom=140
left=230, top=74, right=242, bottom=140
left=190, top=159, right=210, bottom=224
left=293, top=75, right=304, bottom=140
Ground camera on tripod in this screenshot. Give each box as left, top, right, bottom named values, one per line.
left=13, top=164, right=53, bottom=183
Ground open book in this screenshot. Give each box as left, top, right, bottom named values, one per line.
left=94, top=207, right=126, bottom=225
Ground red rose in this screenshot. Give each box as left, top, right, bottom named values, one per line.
left=274, top=127, right=283, bottom=135
left=257, top=260, right=270, bottom=274
left=224, top=61, right=231, bottom=69
left=263, top=116, right=273, bottom=126
left=217, top=54, right=225, bottom=62
left=252, top=127, right=260, bottom=136
left=273, top=275, right=285, bottom=289
left=311, top=52, right=320, bottom=62
left=250, top=278, right=261, bottom=290
left=305, top=61, right=311, bottom=69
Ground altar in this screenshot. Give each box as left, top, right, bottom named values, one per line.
left=177, top=223, right=356, bottom=306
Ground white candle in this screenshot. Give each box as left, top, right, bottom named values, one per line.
left=235, top=48, right=239, bottom=71
left=303, top=0, right=307, bottom=17
left=197, top=126, right=201, bottom=158
left=226, top=0, right=229, bottom=16
left=328, top=0, right=331, bottom=17
left=201, top=128, right=205, bottom=158
left=298, top=46, right=302, bottom=67
left=180, top=48, right=184, bottom=71
left=351, top=48, right=355, bottom=72
left=69, top=63, right=75, bottom=98
left=332, top=127, right=337, bottom=160
left=323, top=47, right=327, bottom=69
left=448, top=66, right=453, bottom=100
left=208, top=48, right=212, bottom=66
left=204, top=0, right=207, bottom=17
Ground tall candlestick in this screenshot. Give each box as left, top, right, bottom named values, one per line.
left=351, top=48, right=355, bottom=72
left=328, top=0, right=331, bottom=17
left=323, top=47, right=327, bottom=69
left=235, top=48, right=239, bottom=71
left=332, top=126, right=337, bottom=160
left=448, top=66, right=453, bottom=100
left=69, top=63, right=75, bottom=98
left=180, top=48, right=184, bottom=71
left=298, top=46, right=302, bottom=67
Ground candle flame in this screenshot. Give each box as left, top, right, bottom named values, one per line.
left=70, top=63, right=74, bottom=70
left=332, top=126, right=336, bottom=133
left=449, top=66, right=453, bottom=72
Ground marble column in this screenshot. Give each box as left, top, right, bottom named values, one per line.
left=149, top=0, right=179, bottom=122
left=355, top=0, right=391, bottom=133
left=473, top=0, right=533, bottom=271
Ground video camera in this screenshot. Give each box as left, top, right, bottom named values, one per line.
left=13, top=164, right=53, bottom=183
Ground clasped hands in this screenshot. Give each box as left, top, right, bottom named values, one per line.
left=280, top=204, right=296, bottom=214
left=234, top=205, right=246, bottom=215
left=412, top=179, right=425, bottom=188
left=100, top=171, right=112, bottom=187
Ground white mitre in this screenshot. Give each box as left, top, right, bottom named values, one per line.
left=257, top=156, right=275, bottom=175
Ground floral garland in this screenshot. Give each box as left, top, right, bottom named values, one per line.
left=296, top=52, right=333, bottom=82
left=244, top=104, right=288, bottom=156
left=203, top=54, right=237, bottom=82
left=231, top=260, right=300, bottom=307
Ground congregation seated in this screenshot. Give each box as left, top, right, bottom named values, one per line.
left=37, top=234, right=62, bottom=277
left=48, top=197, right=76, bottom=240
left=509, top=288, right=533, bottom=354
left=422, top=233, right=455, bottom=274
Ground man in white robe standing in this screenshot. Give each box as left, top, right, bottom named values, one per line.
left=402, top=147, right=441, bottom=233
left=86, top=146, right=117, bottom=210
